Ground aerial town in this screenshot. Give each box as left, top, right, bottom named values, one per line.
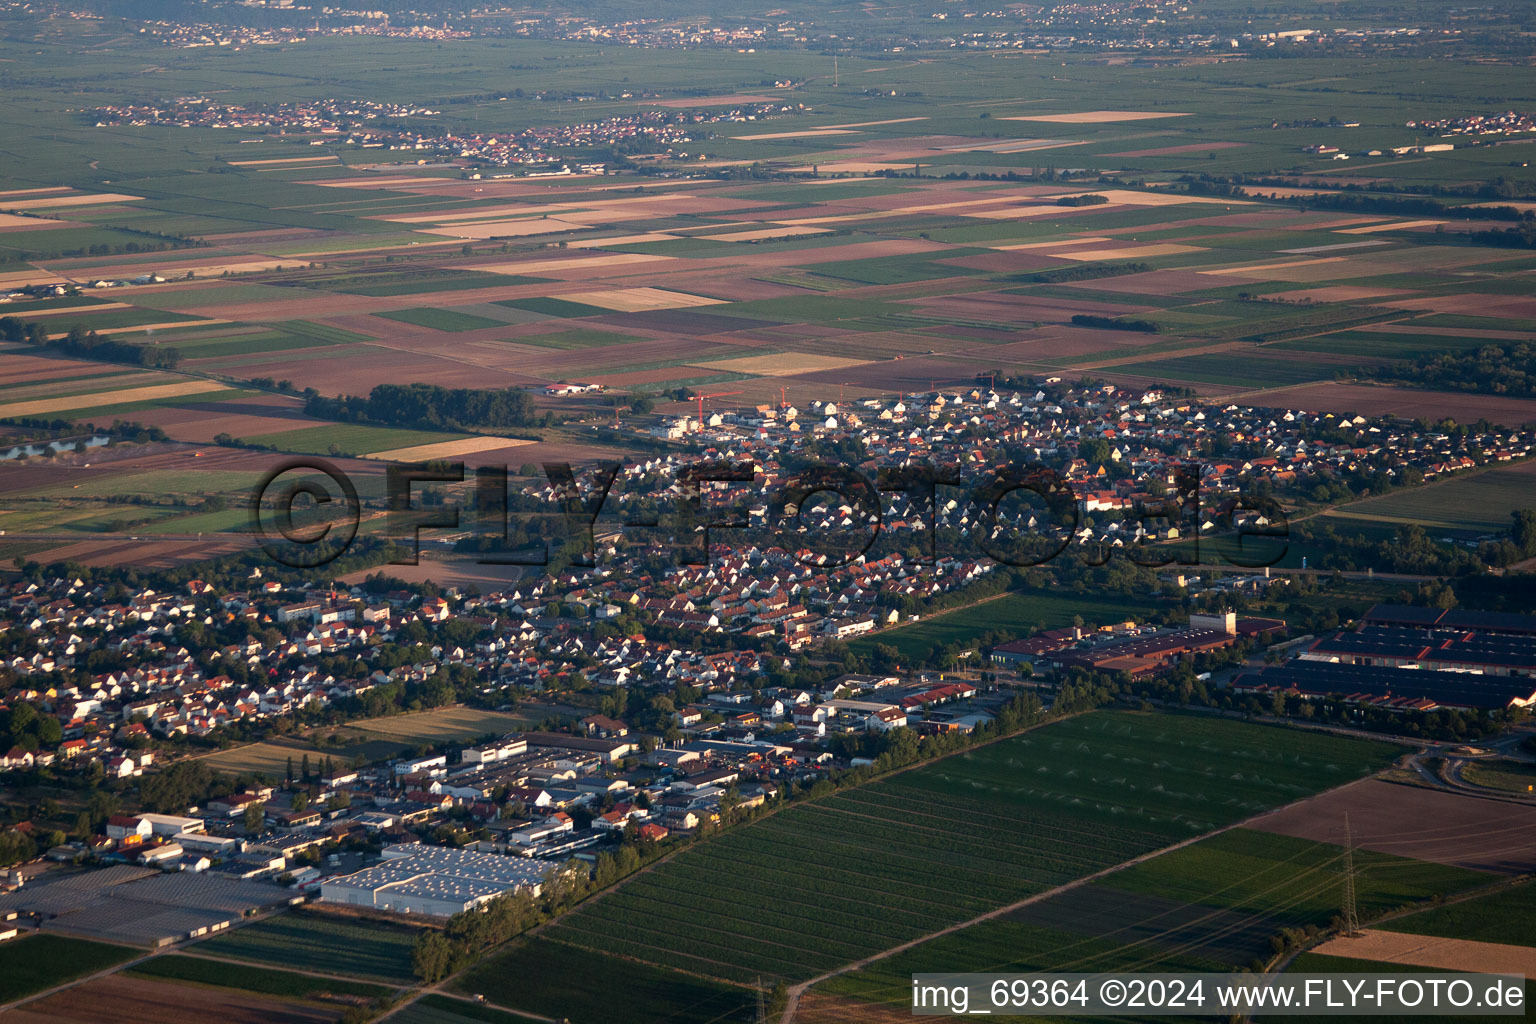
left=0, top=0, right=1534, bottom=1021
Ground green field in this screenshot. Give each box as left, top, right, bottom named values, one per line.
left=821, top=828, right=1490, bottom=1012
left=373, top=307, right=509, bottom=332
left=1101, top=827, right=1490, bottom=927
left=849, top=589, right=1159, bottom=662
left=451, top=942, right=756, bottom=1024
left=241, top=423, right=469, bottom=456
left=198, top=706, right=529, bottom=776
left=125, top=954, right=395, bottom=1000
left=519, top=711, right=1396, bottom=990
left=1377, top=880, right=1536, bottom=946
left=496, top=296, right=615, bottom=319
left=192, top=910, right=419, bottom=981
left=0, top=934, right=138, bottom=1003
left=1460, top=760, right=1536, bottom=795
left=1325, top=462, right=1536, bottom=533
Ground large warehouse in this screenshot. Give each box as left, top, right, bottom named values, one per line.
left=320, top=844, right=549, bottom=917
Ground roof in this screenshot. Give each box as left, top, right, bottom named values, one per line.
left=1236, top=661, right=1536, bottom=710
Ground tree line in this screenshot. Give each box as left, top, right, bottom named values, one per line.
left=0, top=318, right=182, bottom=368
left=304, top=383, right=539, bottom=432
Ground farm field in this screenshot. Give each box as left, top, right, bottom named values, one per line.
left=1246, top=778, right=1536, bottom=875
left=197, top=707, right=526, bottom=777
left=848, top=589, right=1159, bottom=662
left=0, top=974, right=339, bottom=1024
left=339, top=706, right=527, bottom=743
left=1322, top=460, right=1536, bottom=534
left=372, top=308, right=509, bottom=333
left=123, top=956, right=393, bottom=1002
left=0, top=33, right=1532, bottom=573
left=388, top=996, right=530, bottom=1024
left=503, top=711, right=1397, bottom=994
left=189, top=910, right=418, bottom=982
left=1376, top=879, right=1536, bottom=947
left=811, top=828, right=1491, bottom=1018
left=450, top=941, right=756, bottom=1024
left=0, top=934, right=139, bottom=1004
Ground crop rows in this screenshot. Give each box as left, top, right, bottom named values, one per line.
left=531, top=713, right=1395, bottom=986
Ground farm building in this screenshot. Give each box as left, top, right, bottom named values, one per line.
left=319, top=844, right=547, bottom=917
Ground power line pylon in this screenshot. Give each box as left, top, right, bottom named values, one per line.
left=1341, top=812, right=1360, bottom=937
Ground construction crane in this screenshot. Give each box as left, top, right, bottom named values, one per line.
left=694, top=390, right=742, bottom=428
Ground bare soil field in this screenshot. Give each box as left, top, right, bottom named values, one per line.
left=336, top=556, right=527, bottom=589
left=938, top=251, right=1062, bottom=274
left=699, top=352, right=871, bottom=376
left=128, top=393, right=326, bottom=444
left=1259, top=286, right=1414, bottom=302
left=1234, top=382, right=1536, bottom=428
left=0, top=380, right=228, bottom=420
left=586, top=365, right=726, bottom=387
left=28, top=535, right=254, bottom=568
left=228, top=346, right=544, bottom=393
left=0, top=975, right=338, bottom=1024
left=366, top=436, right=533, bottom=462
left=794, top=992, right=907, bottom=1024
left=1311, top=929, right=1536, bottom=976
left=1382, top=293, right=1536, bottom=320
left=987, top=324, right=1173, bottom=360
left=0, top=215, right=69, bottom=231
left=1248, top=778, right=1536, bottom=874
left=0, top=354, right=140, bottom=386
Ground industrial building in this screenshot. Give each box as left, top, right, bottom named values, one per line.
left=1362, top=603, right=1536, bottom=636
left=1303, top=625, right=1536, bottom=677
left=0, top=864, right=293, bottom=945
left=319, top=843, right=548, bottom=917
left=1233, top=659, right=1536, bottom=711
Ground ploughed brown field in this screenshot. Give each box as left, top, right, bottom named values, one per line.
left=1236, top=383, right=1536, bottom=429
left=0, top=975, right=338, bottom=1024
left=1247, top=778, right=1536, bottom=874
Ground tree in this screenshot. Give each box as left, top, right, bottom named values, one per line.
left=244, top=802, right=266, bottom=832
left=411, top=931, right=455, bottom=983
left=1513, top=509, right=1536, bottom=556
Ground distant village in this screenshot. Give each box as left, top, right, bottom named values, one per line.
left=87, top=97, right=807, bottom=169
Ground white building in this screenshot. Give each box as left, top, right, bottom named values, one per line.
left=319, top=844, right=548, bottom=917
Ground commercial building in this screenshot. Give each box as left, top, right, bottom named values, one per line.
left=1233, top=660, right=1536, bottom=711
left=320, top=844, right=548, bottom=917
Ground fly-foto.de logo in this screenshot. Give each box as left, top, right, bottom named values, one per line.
left=248, top=458, right=1289, bottom=570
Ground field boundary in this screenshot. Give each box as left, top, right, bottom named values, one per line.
left=779, top=757, right=1411, bottom=1024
